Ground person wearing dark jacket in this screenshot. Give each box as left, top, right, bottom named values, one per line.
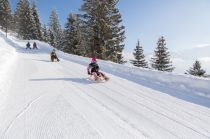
left=50, top=49, right=60, bottom=62
left=26, top=42, right=31, bottom=49
left=87, top=57, right=109, bottom=81
left=33, top=42, right=38, bottom=49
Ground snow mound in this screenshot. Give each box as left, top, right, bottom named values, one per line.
left=0, top=30, right=17, bottom=106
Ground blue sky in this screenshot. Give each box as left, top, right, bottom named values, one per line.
left=10, top=0, right=210, bottom=53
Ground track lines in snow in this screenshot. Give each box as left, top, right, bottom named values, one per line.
left=101, top=80, right=210, bottom=138
left=57, top=60, right=210, bottom=138
left=32, top=95, right=101, bottom=139
left=52, top=64, right=144, bottom=138
left=78, top=82, right=179, bottom=138
left=112, top=78, right=210, bottom=125
left=2, top=95, right=43, bottom=138
left=64, top=82, right=146, bottom=139
left=112, top=78, right=210, bottom=131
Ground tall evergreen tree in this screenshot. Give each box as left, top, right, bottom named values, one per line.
left=63, top=13, right=86, bottom=55
left=48, top=9, right=63, bottom=49
left=0, top=0, right=12, bottom=36
left=151, top=36, right=174, bottom=72
left=186, top=60, right=206, bottom=77
left=42, top=24, right=49, bottom=42
left=31, top=2, right=42, bottom=40
left=80, top=0, right=107, bottom=58
left=80, top=0, right=125, bottom=63
left=107, top=0, right=125, bottom=63
left=15, top=0, right=36, bottom=39
left=130, top=40, right=148, bottom=68
left=48, top=28, right=55, bottom=47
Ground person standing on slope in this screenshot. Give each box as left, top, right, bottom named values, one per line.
left=26, top=42, right=31, bottom=49
left=33, top=42, right=38, bottom=49
left=87, top=57, right=109, bottom=81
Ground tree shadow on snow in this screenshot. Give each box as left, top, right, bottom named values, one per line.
left=29, top=77, right=93, bottom=85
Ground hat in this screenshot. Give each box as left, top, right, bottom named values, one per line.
left=91, top=57, right=97, bottom=62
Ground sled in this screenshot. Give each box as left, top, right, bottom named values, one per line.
left=88, top=75, right=109, bottom=83
left=51, top=55, right=60, bottom=62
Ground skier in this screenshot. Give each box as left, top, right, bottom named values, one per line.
left=33, top=42, right=38, bottom=49
left=50, top=49, right=60, bottom=62
left=26, top=42, right=31, bottom=49
left=87, top=57, right=109, bottom=81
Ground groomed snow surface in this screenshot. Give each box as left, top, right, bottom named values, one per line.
left=0, top=30, right=210, bottom=139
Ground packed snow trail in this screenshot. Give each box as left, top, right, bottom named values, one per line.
left=0, top=34, right=210, bottom=138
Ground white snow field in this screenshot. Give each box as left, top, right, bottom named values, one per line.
left=0, top=30, right=210, bottom=139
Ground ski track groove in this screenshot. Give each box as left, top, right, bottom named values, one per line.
left=60, top=92, right=105, bottom=139
left=67, top=81, right=148, bottom=139
left=93, top=81, right=210, bottom=138
left=111, top=79, right=210, bottom=128
left=100, top=80, right=210, bottom=138
left=56, top=83, right=104, bottom=139
left=2, top=95, right=43, bottom=138
left=75, top=82, right=179, bottom=139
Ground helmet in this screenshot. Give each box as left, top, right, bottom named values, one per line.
left=52, top=49, right=55, bottom=52
left=91, top=57, right=97, bottom=62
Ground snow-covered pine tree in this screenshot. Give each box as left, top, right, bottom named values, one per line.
left=186, top=60, right=206, bottom=77
left=42, top=24, right=49, bottom=42
left=80, top=0, right=125, bottom=63
left=63, top=13, right=78, bottom=54
left=130, top=40, right=148, bottom=68
left=48, top=9, right=63, bottom=49
left=0, top=0, right=12, bottom=36
left=31, top=2, right=42, bottom=40
left=106, top=0, right=125, bottom=63
left=151, top=36, right=174, bottom=72
left=80, top=0, right=107, bottom=59
left=15, top=0, right=36, bottom=39
left=63, top=13, right=86, bottom=56
left=48, top=28, right=55, bottom=47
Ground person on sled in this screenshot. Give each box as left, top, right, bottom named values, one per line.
left=26, top=42, right=31, bottom=49
left=33, top=42, right=38, bottom=49
left=50, top=49, right=60, bottom=62
left=87, top=57, right=109, bottom=81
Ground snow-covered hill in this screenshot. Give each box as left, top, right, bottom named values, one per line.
left=0, top=30, right=210, bottom=139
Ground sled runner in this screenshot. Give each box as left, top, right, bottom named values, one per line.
left=88, top=75, right=109, bottom=83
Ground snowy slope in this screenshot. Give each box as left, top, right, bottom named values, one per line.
left=0, top=32, right=17, bottom=108
left=0, top=30, right=210, bottom=139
